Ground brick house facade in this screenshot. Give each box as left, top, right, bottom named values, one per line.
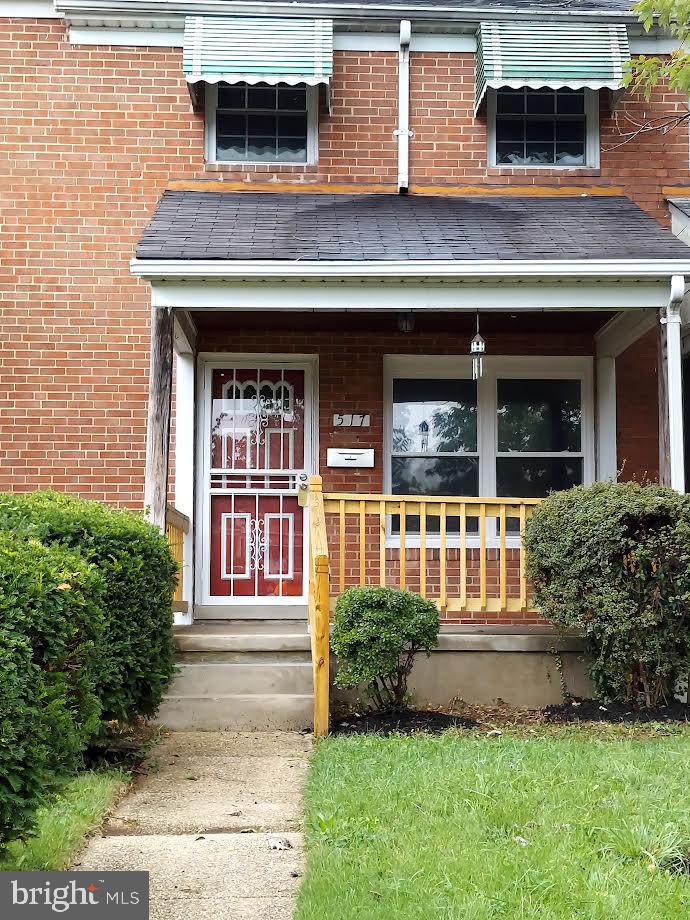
left=3, top=1, right=690, bottom=646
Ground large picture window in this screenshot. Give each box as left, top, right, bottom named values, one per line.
left=385, top=357, right=593, bottom=542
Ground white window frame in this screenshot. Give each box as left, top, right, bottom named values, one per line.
left=383, top=355, right=595, bottom=547
left=487, top=87, right=600, bottom=170
left=204, top=83, right=319, bottom=166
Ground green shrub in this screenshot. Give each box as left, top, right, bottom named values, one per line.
left=0, top=491, right=177, bottom=724
left=0, top=533, right=105, bottom=843
left=524, top=481, right=690, bottom=706
left=331, top=586, right=440, bottom=710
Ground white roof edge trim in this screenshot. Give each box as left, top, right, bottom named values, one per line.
left=130, top=258, right=690, bottom=279
left=54, top=0, right=639, bottom=23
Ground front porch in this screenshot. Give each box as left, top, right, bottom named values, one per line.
left=132, top=188, right=690, bottom=731
left=156, top=304, right=686, bottom=732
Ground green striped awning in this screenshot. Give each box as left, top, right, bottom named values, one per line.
left=183, top=16, right=333, bottom=86
left=475, top=21, right=630, bottom=111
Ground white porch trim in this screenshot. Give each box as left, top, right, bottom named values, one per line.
left=145, top=279, right=672, bottom=314
left=593, top=308, right=657, bottom=358
left=132, top=258, right=690, bottom=280
left=664, top=277, right=686, bottom=491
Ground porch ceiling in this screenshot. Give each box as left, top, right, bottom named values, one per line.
left=135, top=191, right=690, bottom=263
left=190, top=308, right=616, bottom=336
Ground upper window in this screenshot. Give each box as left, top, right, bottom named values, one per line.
left=489, top=88, right=598, bottom=168
left=205, top=82, right=317, bottom=165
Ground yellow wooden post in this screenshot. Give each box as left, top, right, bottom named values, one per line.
left=479, top=503, right=487, bottom=611
left=499, top=503, right=507, bottom=610
left=308, top=475, right=330, bottom=736
left=419, top=502, right=427, bottom=598
left=439, top=502, right=447, bottom=611
left=379, top=499, right=387, bottom=586
left=313, top=555, right=330, bottom=737
left=519, top=503, right=528, bottom=611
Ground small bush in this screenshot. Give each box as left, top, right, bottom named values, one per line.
left=0, top=491, right=177, bottom=724
left=331, top=586, right=439, bottom=710
left=524, top=481, right=690, bottom=706
left=0, top=533, right=105, bottom=844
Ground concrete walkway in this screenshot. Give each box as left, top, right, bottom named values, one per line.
left=76, top=731, right=313, bottom=920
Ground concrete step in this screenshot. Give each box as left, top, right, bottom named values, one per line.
left=174, top=620, right=310, bottom=654
left=162, top=621, right=315, bottom=730
left=170, top=661, right=313, bottom=697
left=157, top=694, right=313, bottom=731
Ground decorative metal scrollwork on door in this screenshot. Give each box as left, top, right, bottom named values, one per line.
left=248, top=518, right=266, bottom=572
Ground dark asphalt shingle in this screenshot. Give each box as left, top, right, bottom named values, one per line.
left=135, top=191, right=690, bottom=262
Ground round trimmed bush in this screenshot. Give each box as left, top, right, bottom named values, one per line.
left=0, top=533, right=105, bottom=843
left=524, top=481, right=690, bottom=706
left=0, top=491, right=177, bottom=724
left=331, top=586, right=440, bottom=710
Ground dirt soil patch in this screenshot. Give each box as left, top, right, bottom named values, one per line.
left=545, top=697, right=690, bottom=723
left=332, top=709, right=478, bottom=735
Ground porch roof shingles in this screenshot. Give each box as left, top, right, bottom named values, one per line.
left=135, top=191, right=690, bottom=262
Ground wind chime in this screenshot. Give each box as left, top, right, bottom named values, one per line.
left=470, top=312, right=486, bottom=380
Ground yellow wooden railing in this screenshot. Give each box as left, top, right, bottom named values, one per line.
left=307, top=479, right=542, bottom=734
left=166, top=505, right=190, bottom=613
left=322, top=493, right=541, bottom=616
left=307, top=477, right=331, bottom=737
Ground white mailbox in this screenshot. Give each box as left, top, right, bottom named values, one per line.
left=326, top=448, right=375, bottom=468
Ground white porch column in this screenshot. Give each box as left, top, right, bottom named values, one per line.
left=658, top=275, right=686, bottom=491
left=594, top=309, right=657, bottom=483
left=173, top=313, right=197, bottom=624
left=595, top=355, right=617, bottom=481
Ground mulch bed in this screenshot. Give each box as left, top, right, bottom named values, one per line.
left=331, top=709, right=478, bottom=736
left=545, top=697, right=690, bottom=724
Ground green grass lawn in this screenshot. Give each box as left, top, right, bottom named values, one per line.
left=0, top=770, right=128, bottom=871
left=296, top=727, right=690, bottom=919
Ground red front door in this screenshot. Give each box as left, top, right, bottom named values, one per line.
left=206, top=365, right=309, bottom=603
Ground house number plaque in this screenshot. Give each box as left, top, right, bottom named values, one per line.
left=333, top=414, right=370, bottom=428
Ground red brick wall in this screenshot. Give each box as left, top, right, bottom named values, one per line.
left=0, top=17, right=674, bottom=505
left=616, top=329, right=660, bottom=482
left=409, top=52, right=689, bottom=221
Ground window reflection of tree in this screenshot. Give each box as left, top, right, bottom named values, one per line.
left=431, top=404, right=477, bottom=453
left=497, top=381, right=581, bottom=453
left=392, top=457, right=478, bottom=496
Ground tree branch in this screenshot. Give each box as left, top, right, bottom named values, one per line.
left=603, top=109, right=690, bottom=152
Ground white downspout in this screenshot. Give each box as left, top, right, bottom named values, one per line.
left=395, top=19, right=412, bottom=193
left=665, top=274, right=686, bottom=491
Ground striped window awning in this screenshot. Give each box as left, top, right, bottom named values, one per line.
left=475, top=21, right=630, bottom=112
left=183, top=16, right=334, bottom=88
